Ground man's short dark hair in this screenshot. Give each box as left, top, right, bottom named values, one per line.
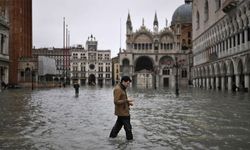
left=121, top=76, right=131, bottom=82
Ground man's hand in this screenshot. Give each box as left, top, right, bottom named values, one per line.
left=127, top=98, right=134, bottom=106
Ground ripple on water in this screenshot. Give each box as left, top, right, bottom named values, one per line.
left=0, top=87, right=250, bottom=149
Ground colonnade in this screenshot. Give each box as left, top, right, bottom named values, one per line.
left=192, top=55, right=250, bottom=92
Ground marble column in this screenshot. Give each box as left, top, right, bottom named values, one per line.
left=221, top=77, right=225, bottom=91
left=216, top=77, right=219, bottom=90
left=206, top=78, right=210, bottom=89
left=203, top=78, right=206, bottom=88
left=236, top=74, right=240, bottom=90
left=244, top=74, right=249, bottom=92
left=196, top=78, right=199, bottom=87
left=211, top=77, right=214, bottom=89
left=228, top=76, right=232, bottom=91
left=193, top=79, right=196, bottom=87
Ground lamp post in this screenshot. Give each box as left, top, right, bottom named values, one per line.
left=167, top=56, right=185, bottom=95
left=175, top=63, right=179, bottom=95
left=31, top=67, right=34, bottom=90
left=52, top=76, right=55, bottom=87
left=63, top=76, right=66, bottom=87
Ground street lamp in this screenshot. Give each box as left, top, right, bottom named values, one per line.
left=52, top=76, right=55, bottom=87
left=31, top=67, right=34, bottom=90
left=167, top=56, right=185, bottom=95
left=63, top=76, right=66, bottom=87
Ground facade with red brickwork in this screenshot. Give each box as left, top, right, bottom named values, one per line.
left=1, top=0, right=33, bottom=85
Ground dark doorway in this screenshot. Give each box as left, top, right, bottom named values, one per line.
left=88, top=74, right=96, bottom=85
left=163, top=78, right=169, bottom=87
left=135, top=56, right=153, bottom=72
left=25, top=67, right=31, bottom=82
left=98, top=79, right=103, bottom=86
left=81, top=79, right=86, bottom=85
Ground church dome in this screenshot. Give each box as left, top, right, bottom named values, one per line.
left=171, top=2, right=192, bottom=26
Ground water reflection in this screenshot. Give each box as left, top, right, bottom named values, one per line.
left=0, top=87, right=250, bottom=150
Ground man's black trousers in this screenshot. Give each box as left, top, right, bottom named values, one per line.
left=109, top=116, right=133, bottom=140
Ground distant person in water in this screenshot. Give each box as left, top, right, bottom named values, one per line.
left=1, top=81, right=7, bottom=90
left=232, top=83, right=237, bottom=92
left=109, top=76, right=134, bottom=140
left=73, top=81, right=80, bottom=96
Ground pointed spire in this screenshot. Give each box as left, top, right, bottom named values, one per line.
left=166, top=18, right=168, bottom=27
left=154, top=12, right=158, bottom=26
left=126, top=12, right=131, bottom=23
left=142, top=18, right=145, bottom=26
left=126, top=12, right=133, bottom=35
left=153, top=12, right=159, bottom=33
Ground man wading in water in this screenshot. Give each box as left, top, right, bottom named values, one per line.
left=109, top=76, right=134, bottom=140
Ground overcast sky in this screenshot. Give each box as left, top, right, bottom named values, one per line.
left=33, top=0, right=184, bottom=57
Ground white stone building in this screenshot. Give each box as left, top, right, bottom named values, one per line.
left=38, top=56, right=57, bottom=76
left=112, top=56, right=120, bottom=85
left=192, top=0, right=250, bottom=92
left=119, top=0, right=193, bottom=89
left=70, top=35, right=112, bottom=86
left=0, top=7, right=9, bottom=86
left=33, top=47, right=70, bottom=83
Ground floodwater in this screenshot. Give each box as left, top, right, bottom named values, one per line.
left=0, top=86, right=250, bottom=150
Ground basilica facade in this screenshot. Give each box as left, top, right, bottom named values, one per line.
left=119, top=0, right=192, bottom=89
left=192, top=0, right=250, bottom=92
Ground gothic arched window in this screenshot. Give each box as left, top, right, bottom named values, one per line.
left=215, top=0, right=221, bottom=11
left=204, top=0, right=209, bottom=22
left=196, top=11, right=200, bottom=29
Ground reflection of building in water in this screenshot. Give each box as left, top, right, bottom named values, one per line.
left=70, top=35, right=112, bottom=86
left=119, top=0, right=192, bottom=89
left=192, top=0, right=250, bottom=92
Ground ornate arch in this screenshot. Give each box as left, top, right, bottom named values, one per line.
left=205, top=65, right=209, bottom=77
left=210, top=64, right=215, bottom=76
left=121, top=58, right=130, bottom=75
left=159, top=55, right=174, bottom=66
left=133, top=31, right=153, bottom=43
left=214, top=63, right=220, bottom=76
left=134, top=56, right=154, bottom=72
left=233, top=16, right=239, bottom=32
left=220, top=61, right=227, bottom=76
left=122, top=58, right=130, bottom=66
left=244, top=54, right=250, bottom=74
left=133, top=32, right=153, bottom=43
left=159, top=32, right=174, bottom=43
left=237, top=9, right=244, bottom=30
left=235, top=57, right=244, bottom=75
left=201, top=66, right=205, bottom=78
left=193, top=68, right=198, bottom=78
left=226, top=59, right=234, bottom=75
left=197, top=67, right=201, bottom=77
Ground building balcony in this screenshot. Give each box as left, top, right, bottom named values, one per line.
left=222, top=0, right=239, bottom=13
left=0, top=16, right=9, bottom=28
left=0, top=54, right=9, bottom=62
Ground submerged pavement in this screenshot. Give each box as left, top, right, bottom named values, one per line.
left=0, top=86, right=250, bottom=150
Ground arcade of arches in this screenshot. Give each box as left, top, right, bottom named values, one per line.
left=124, top=55, right=189, bottom=89
left=192, top=55, right=250, bottom=92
